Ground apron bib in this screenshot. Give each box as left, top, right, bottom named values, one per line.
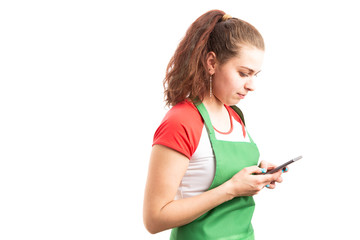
left=170, top=103, right=260, bottom=240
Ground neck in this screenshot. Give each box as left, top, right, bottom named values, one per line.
left=201, top=95, right=231, bottom=132
left=202, top=95, right=225, bottom=114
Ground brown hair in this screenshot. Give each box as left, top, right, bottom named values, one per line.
left=163, top=10, right=265, bottom=107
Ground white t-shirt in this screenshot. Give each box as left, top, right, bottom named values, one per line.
left=153, top=100, right=250, bottom=199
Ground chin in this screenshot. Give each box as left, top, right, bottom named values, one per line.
left=226, top=99, right=240, bottom=106
left=216, top=95, right=240, bottom=106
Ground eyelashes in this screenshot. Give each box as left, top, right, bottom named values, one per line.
left=239, top=72, right=249, bottom=78
left=239, top=72, right=260, bottom=78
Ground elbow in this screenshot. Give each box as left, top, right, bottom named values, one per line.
left=144, top=222, right=159, bottom=235
left=143, top=210, right=169, bottom=234
left=143, top=216, right=162, bottom=234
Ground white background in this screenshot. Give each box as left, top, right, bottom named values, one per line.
left=1, top=0, right=359, bottom=239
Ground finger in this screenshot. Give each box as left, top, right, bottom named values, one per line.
left=246, top=165, right=267, bottom=175
left=275, top=176, right=283, bottom=183
left=265, top=182, right=276, bottom=189
left=262, top=170, right=283, bottom=183
left=265, top=179, right=280, bottom=188
left=259, top=160, right=268, bottom=171
left=266, top=173, right=284, bottom=189
left=266, top=162, right=279, bottom=171
left=264, top=180, right=275, bottom=188
left=282, top=166, right=289, bottom=173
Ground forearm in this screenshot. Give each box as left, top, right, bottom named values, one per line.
left=146, top=181, right=234, bottom=234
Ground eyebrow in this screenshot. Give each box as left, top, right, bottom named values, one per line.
left=240, top=66, right=261, bottom=75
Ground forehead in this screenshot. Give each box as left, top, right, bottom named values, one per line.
left=228, top=45, right=264, bottom=72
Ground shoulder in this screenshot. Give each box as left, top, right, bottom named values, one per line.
left=153, top=100, right=204, bottom=159
left=162, top=100, right=203, bottom=126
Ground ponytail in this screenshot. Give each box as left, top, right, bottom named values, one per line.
left=163, top=10, right=264, bottom=107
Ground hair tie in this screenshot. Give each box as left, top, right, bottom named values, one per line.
left=222, top=14, right=232, bottom=21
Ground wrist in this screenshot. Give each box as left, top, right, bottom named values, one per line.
left=221, top=180, right=236, bottom=201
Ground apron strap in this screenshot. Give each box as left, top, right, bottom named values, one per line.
left=196, top=102, right=256, bottom=144
left=230, top=105, right=245, bottom=126
left=245, top=129, right=255, bottom=144
left=195, top=102, right=216, bottom=139
left=230, top=105, right=255, bottom=143
left=230, top=105, right=246, bottom=139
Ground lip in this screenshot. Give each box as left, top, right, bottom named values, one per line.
left=237, top=93, right=246, bottom=99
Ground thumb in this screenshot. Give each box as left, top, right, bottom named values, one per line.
left=245, top=165, right=267, bottom=175
left=259, top=160, right=269, bottom=172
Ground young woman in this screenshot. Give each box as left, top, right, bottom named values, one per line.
left=143, top=10, right=285, bottom=240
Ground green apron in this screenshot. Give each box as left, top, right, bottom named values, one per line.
left=170, top=102, right=260, bottom=240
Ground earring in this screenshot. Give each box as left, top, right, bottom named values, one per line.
left=209, top=75, right=213, bottom=98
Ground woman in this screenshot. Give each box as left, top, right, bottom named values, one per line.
left=143, top=10, right=285, bottom=240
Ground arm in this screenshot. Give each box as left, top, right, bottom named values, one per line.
left=143, top=145, right=233, bottom=234
left=143, top=145, right=283, bottom=234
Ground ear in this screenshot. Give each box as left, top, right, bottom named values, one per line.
left=206, top=51, right=216, bottom=75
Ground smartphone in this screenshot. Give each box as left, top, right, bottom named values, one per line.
left=264, top=155, right=302, bottom=174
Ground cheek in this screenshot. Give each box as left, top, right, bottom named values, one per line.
left=214, top=70, right=244, bottom=90
left=226, top=75, right=242, bottom=90
left=215, top=75, right=238, bottom=91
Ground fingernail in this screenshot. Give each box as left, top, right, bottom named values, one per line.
left=285, top=167, right=288, bottom=172
left=261, top=168, right=267, bottom=173
left=282, top=169, right=284, bottom=173
left=266, top=184, right=270, bottom=188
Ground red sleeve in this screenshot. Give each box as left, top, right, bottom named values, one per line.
left=152, top=101, right=204, bottom=159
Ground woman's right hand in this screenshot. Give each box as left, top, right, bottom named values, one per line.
left=226, top=166, right=283, bottom=197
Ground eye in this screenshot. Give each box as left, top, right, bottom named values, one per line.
left=239, top=72, right=249, bottom=78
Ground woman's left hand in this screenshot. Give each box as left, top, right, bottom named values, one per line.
left=258, top=160, right=288, bottom=189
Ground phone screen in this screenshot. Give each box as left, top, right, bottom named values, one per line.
left=265, top=156, right=302, bottom=174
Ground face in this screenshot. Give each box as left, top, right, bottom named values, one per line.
left=211, top=45, right=264, bottom=106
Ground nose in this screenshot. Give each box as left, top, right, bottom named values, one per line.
left=245, top=77, right=255, bottom=92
